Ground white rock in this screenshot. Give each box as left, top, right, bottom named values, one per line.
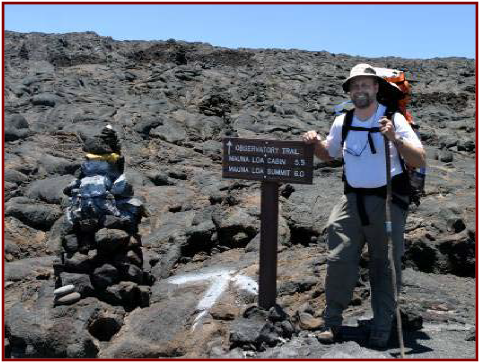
left=55, top=292, right=81, bottom=305
left=54, top=284, right=75, bottom=297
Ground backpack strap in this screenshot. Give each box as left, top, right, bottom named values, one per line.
left=341, top=109, right=354, bottom=146
left=341, top=109, right=381, bottom=154
left=385, top=104, right=396, bottom=121
left=340, top=110, right=355, bottom=182
left=384, top=105, right=408, bottom=173
left=385, top=105, right=413, bottom=204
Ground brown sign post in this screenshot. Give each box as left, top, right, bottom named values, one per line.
left=222, top=137, right=314, bottom=309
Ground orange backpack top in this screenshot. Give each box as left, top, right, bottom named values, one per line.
left=375, top=67, right=414, bottom=126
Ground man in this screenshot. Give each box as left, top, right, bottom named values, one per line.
left=303, top=64, right=425, bottom=347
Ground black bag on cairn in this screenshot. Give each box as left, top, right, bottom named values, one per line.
left=83, top=125, right=122, bottom=154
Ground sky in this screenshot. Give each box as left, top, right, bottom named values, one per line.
left=3, top=3, right=476, bottom=59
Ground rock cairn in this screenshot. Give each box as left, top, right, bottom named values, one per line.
left=53, top=126, right=154, bottom=310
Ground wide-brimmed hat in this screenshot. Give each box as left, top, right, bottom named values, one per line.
left=342, top=63, right=404, bottom=101
left=342, top=63, right=388, bottom=92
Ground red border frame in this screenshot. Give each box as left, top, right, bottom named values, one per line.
left=2, top=1, right=478, bottom=361
left=1, top=2, right=479, bottom=4
left=475, top=1, right=478, bottom=359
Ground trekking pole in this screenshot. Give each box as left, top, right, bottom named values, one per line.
left=384, top=136, right=405, bottom=359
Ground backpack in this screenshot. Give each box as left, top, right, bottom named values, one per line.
left=339, top=67, right=426, bottom=206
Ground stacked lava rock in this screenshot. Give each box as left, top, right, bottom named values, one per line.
left=53, top=125, right=154, bottom=310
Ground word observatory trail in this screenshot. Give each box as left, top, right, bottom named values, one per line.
left=222, top=138, right=314, bottom=184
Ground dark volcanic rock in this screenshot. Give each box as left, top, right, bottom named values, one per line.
left=321, top=342, right=389, bottom=359
left=99, top=295, right=197, bottom=358
left=229, top=305, right=296, bottom=350
left=38, top=154, right=80, bottom=176
left=59, top=272, right=94, bottom=297
left=6, top=280, right=125, bottom=358
left=64, top=252, right=93, bottom=273
left=5, top=127, right=31, bottom=141
left=6, top=114, right=30, bottom=129
left=212, top=206, right=259, bottom=248
left=5, top=169, right=28, bottom=185
left=5, top=199, right=62, bottom=230
left=5, top=256, right=54, bottom=282
left=437, top=231, right=475, bottom=277
left=31, top=93, right=59, bottom=107
left=26, top=175, right=74, bottom=204
left=92, top=264, right=119, bottom=289
left=102, top=281, right=147, bottom=310
left=184, top=219, right=216, bottom=256
left=229, top=315, right=267, bottom=350
left=95, top=228, right=131, bottom=254
left=150, top=119, right=187, bottom=144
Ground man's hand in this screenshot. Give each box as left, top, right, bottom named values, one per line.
left=379, top=117, right=426, bottom=168
left=379, top=117, right=396, bottom=142
left=302, top=131, right=332, bottom=161
left=302, top=130, right=321, bottom=144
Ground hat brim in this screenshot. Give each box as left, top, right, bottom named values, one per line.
left=342, top=74, right=388, bottom=92
left=342, top=74, right=404, bottom=100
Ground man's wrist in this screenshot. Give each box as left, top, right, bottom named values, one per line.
left=314, top=133, right=327, bottom=152
left=393, top=134, right=405, bottom=147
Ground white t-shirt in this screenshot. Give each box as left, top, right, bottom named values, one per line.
left=325, top=104, right=423, bottom=188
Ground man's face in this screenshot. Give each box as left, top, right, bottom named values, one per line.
left=349, top=76, right=378, bottom=109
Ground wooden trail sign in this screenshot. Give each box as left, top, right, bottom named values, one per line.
left=222, top=138, right=314, bottom=184
left=222, top=137, right=314, bottom=309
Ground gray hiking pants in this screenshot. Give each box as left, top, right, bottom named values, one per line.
left=323, top=193, right=408, bottom=333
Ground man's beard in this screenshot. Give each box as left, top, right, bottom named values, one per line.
left=352, top=93, right=375, bottom=109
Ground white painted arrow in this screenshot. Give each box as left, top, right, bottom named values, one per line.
left=227, top=140, right=233, bottom=155
left=168, top=269, right=258, bottom=330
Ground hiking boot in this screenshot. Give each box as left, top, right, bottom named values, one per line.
left=369, top=330, right=390, bottom=348
left=316, top=326, right=341, bottom=344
